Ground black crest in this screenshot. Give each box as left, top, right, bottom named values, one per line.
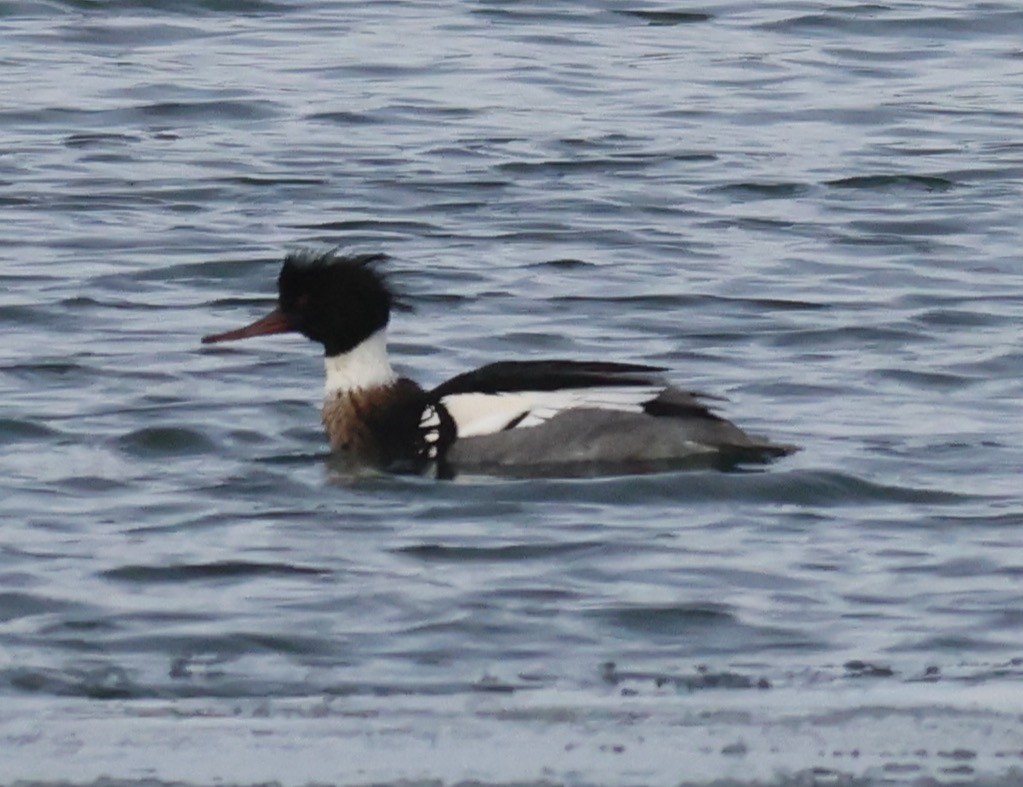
left=278, top=250, right=393, bottom=356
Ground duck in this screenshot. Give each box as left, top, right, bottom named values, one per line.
left=202, top=250, right=795, bottom=477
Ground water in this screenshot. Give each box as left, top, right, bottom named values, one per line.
left=3, top=1, right=1023, bottom=784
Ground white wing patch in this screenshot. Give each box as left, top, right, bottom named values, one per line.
left=440, top=386, right=663, bottom=438
left=441, top=392, right=532, bottom=438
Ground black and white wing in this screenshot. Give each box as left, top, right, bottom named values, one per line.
left=429, top=360, right=723, bottom=439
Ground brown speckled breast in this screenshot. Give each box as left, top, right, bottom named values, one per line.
left=321, top=377, right=444, bottom=471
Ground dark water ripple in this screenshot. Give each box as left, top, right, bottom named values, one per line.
left=3, top=0, right=1023, bottom=784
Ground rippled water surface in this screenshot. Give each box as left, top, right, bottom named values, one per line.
left=3, top=1, right=1023, bottom=785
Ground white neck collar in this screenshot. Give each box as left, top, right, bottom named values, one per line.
left=324, top=328, right=397, bottom=397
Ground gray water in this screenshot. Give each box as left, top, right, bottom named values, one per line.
left=3, top=1, right=1023, bottom=785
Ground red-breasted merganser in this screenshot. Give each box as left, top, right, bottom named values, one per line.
left=202, top=251, right=795, bottom=476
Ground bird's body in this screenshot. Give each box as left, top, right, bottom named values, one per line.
left=202, top=251, right=795, bottom=477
